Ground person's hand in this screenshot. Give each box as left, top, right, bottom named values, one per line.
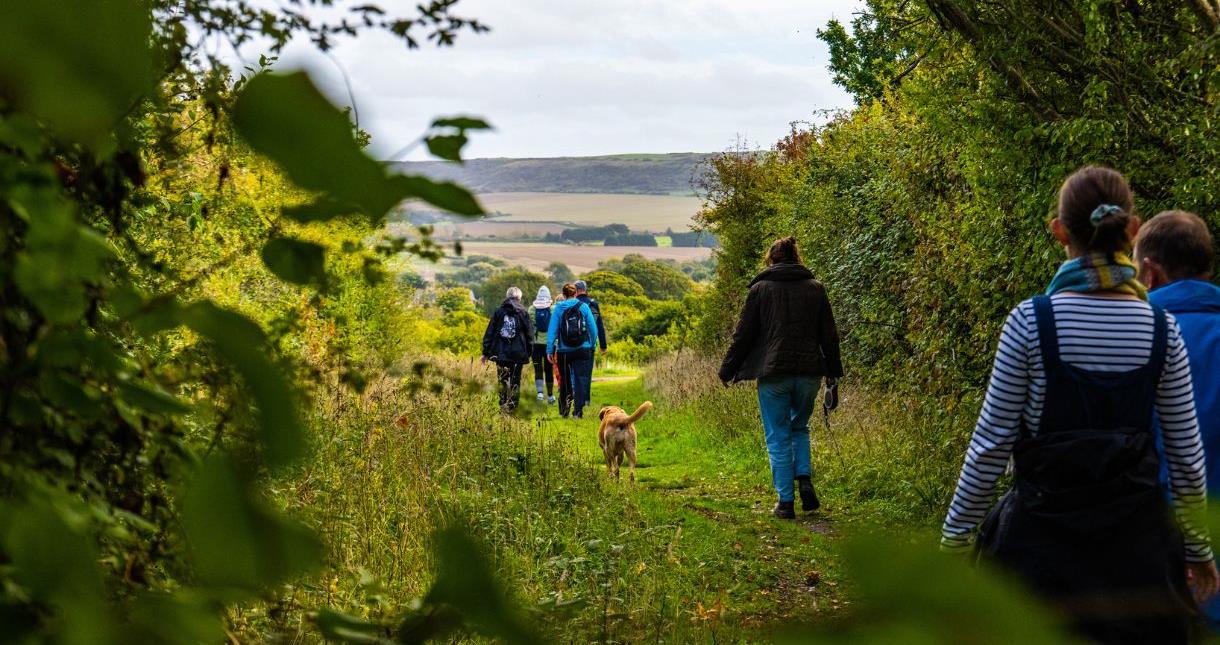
left=823, top=377, right=840, bottom=412
left=1187, top=559, right=1220, bottom=604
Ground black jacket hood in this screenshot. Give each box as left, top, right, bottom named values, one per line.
left=749, top=263, right=814, bottom=287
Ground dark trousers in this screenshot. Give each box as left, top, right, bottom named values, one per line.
left=530, top=344, right=553, bottom=396
left=495, top=361, right=524, bottom=413
left=556, top=349, right=593, bottom=418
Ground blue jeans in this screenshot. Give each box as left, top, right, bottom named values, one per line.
left=557, top=349, right=593, bottom=417
left=757, top=376, right=816, bottom=502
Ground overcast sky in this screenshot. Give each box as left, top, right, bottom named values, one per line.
left=242, top=1, right=865, bottom=160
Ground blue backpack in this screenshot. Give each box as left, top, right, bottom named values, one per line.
left=534, top=306, right=551, bottom=335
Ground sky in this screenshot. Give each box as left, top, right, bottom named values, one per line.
left=235, top=1, right=865, bottom=160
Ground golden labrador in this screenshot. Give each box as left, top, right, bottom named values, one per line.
left=597, top=401, right=651, bottom=483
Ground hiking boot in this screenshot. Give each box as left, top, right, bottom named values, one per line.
left=797, top=476, right=820, bottom=512
left=773, top=501, right=796, bottom=519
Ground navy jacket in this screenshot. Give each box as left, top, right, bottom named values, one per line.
left=576, top=294, right=608, bottom=351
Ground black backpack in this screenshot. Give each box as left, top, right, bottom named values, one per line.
left=560, top=303, right=589, bottom=347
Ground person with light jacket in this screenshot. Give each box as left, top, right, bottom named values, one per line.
left=527, top=285, right=556, bottom=404
left=547, top=282, right=598, bottom=419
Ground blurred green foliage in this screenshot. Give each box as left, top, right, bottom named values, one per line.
left=0, top=1, right=531, bottom=642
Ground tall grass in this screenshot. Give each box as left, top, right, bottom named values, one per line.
left=646, top=351, right=975, bottom=526
left=252, top=356, right=779, bottom=642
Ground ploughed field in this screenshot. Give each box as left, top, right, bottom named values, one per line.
left=405, top=192, right=704, bottom=240
left=456, top=241, right=712, bottom=273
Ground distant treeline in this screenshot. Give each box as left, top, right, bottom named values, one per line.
left=604, top=233, right=657, bottom=246
left=666, top=228, right=719, bottom=248
left=548, top=224, right=630, bottom=243
left=541, top=225, right=718, bottom=248
left=542, top=226, right=657, bottom=246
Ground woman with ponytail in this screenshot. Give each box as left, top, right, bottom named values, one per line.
left=941, top=166, right=1216, bottom=641
left=719, top=236, right=843, bottom=519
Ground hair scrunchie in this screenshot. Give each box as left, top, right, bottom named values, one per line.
left=1090, top=204, right=1123, bottom=226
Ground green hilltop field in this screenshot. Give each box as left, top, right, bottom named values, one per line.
left=395, top=152, right=711, bottom=196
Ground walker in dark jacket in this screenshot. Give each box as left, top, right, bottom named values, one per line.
left=718, top=258, right=843, bottom=517
left=718, top=263, right=843, bottom=383
left=482, top=297, right=535, bottom=413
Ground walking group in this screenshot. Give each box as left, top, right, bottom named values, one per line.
left=719, top=165, right=1220, bottom=641
left=481, top=279, right=608, bottom=417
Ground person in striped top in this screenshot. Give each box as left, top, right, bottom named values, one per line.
left=941, top=166, right=1216, bottom=642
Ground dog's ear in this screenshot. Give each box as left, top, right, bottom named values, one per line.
left=598, top=407, right=609, bottom=420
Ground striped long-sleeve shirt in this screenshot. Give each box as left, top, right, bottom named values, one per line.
left=941, top=294, right=1212, bottom=562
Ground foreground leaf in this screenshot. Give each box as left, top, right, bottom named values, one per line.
left=178, top=301, right=303, bottom=467
left=180, top=456, right=321, bottom=597
left=233, top=72, right=483, bottom=221
left=262, top=236, right=327, bottom=285
left=0, top=1, right=154, bottom=146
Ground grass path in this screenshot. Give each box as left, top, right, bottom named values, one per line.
left=532, top=371, right=849, bottom=632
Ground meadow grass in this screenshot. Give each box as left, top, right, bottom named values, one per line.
left=253, top=351, right=969, bottom=642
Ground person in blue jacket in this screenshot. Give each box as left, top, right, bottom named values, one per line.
left=547, top=282, right=599, bottom=419
left=1137, top=210, right=1220, bottom=623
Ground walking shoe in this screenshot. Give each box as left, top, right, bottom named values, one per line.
left=536, top=392, right=545, bottom=402
left=773, top=501, right=796, bottom=519
left=797, top=476, right=820, bottom=512
left=547, top=395, right=556, bottom=404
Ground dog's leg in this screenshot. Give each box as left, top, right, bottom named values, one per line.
left=627, top=444, right=636, bottom=485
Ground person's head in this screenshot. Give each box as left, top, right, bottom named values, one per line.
left=764, top=236, right=802, bottom=266
left=536, top=285, right=551, bottom=300
left=505, top=286, right=522, bottom=301
left=1051, top=166, right=1140, bottom=257
left=574, top=279, right=588, bottom=295
left=1134, top=210, right=1215, bottom=290
left=561, top=282, right=578, bottom=298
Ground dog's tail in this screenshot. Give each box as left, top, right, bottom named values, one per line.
left=625, top=401, right=652, bottom=425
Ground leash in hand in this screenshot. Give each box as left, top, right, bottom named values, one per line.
left=821, top=378, right=845, bottom=464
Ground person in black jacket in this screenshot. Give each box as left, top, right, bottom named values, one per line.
left=482, top=286, right=535, bottom=413
left=574, top=279, right=607, bottom=407
left=719, top=237, right=843, bottom=518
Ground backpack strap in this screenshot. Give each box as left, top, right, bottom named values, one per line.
left=1147, top=303, right=1168, bottom=379
left=1032, top=295, right=1061, bottom=372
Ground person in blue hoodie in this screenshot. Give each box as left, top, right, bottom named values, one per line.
left=1137, top=210, right=1220, bottom=622
left=547, top=282, right=599, bottom=419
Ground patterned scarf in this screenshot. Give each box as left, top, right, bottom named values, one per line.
left=1045, top=252, right=1148, bottom=300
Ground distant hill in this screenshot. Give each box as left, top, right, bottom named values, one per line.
left=393, top=152, right=711, bottom=195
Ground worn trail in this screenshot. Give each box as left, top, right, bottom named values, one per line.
left=535, top=371, right=849, bottom=627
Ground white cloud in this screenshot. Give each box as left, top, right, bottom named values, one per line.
left=239, top=0, right=865, bottom=158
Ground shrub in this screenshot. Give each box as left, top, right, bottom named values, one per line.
left=477, top=267, right=548, bottom=314
left=580, top=270, right=645, bottom=301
